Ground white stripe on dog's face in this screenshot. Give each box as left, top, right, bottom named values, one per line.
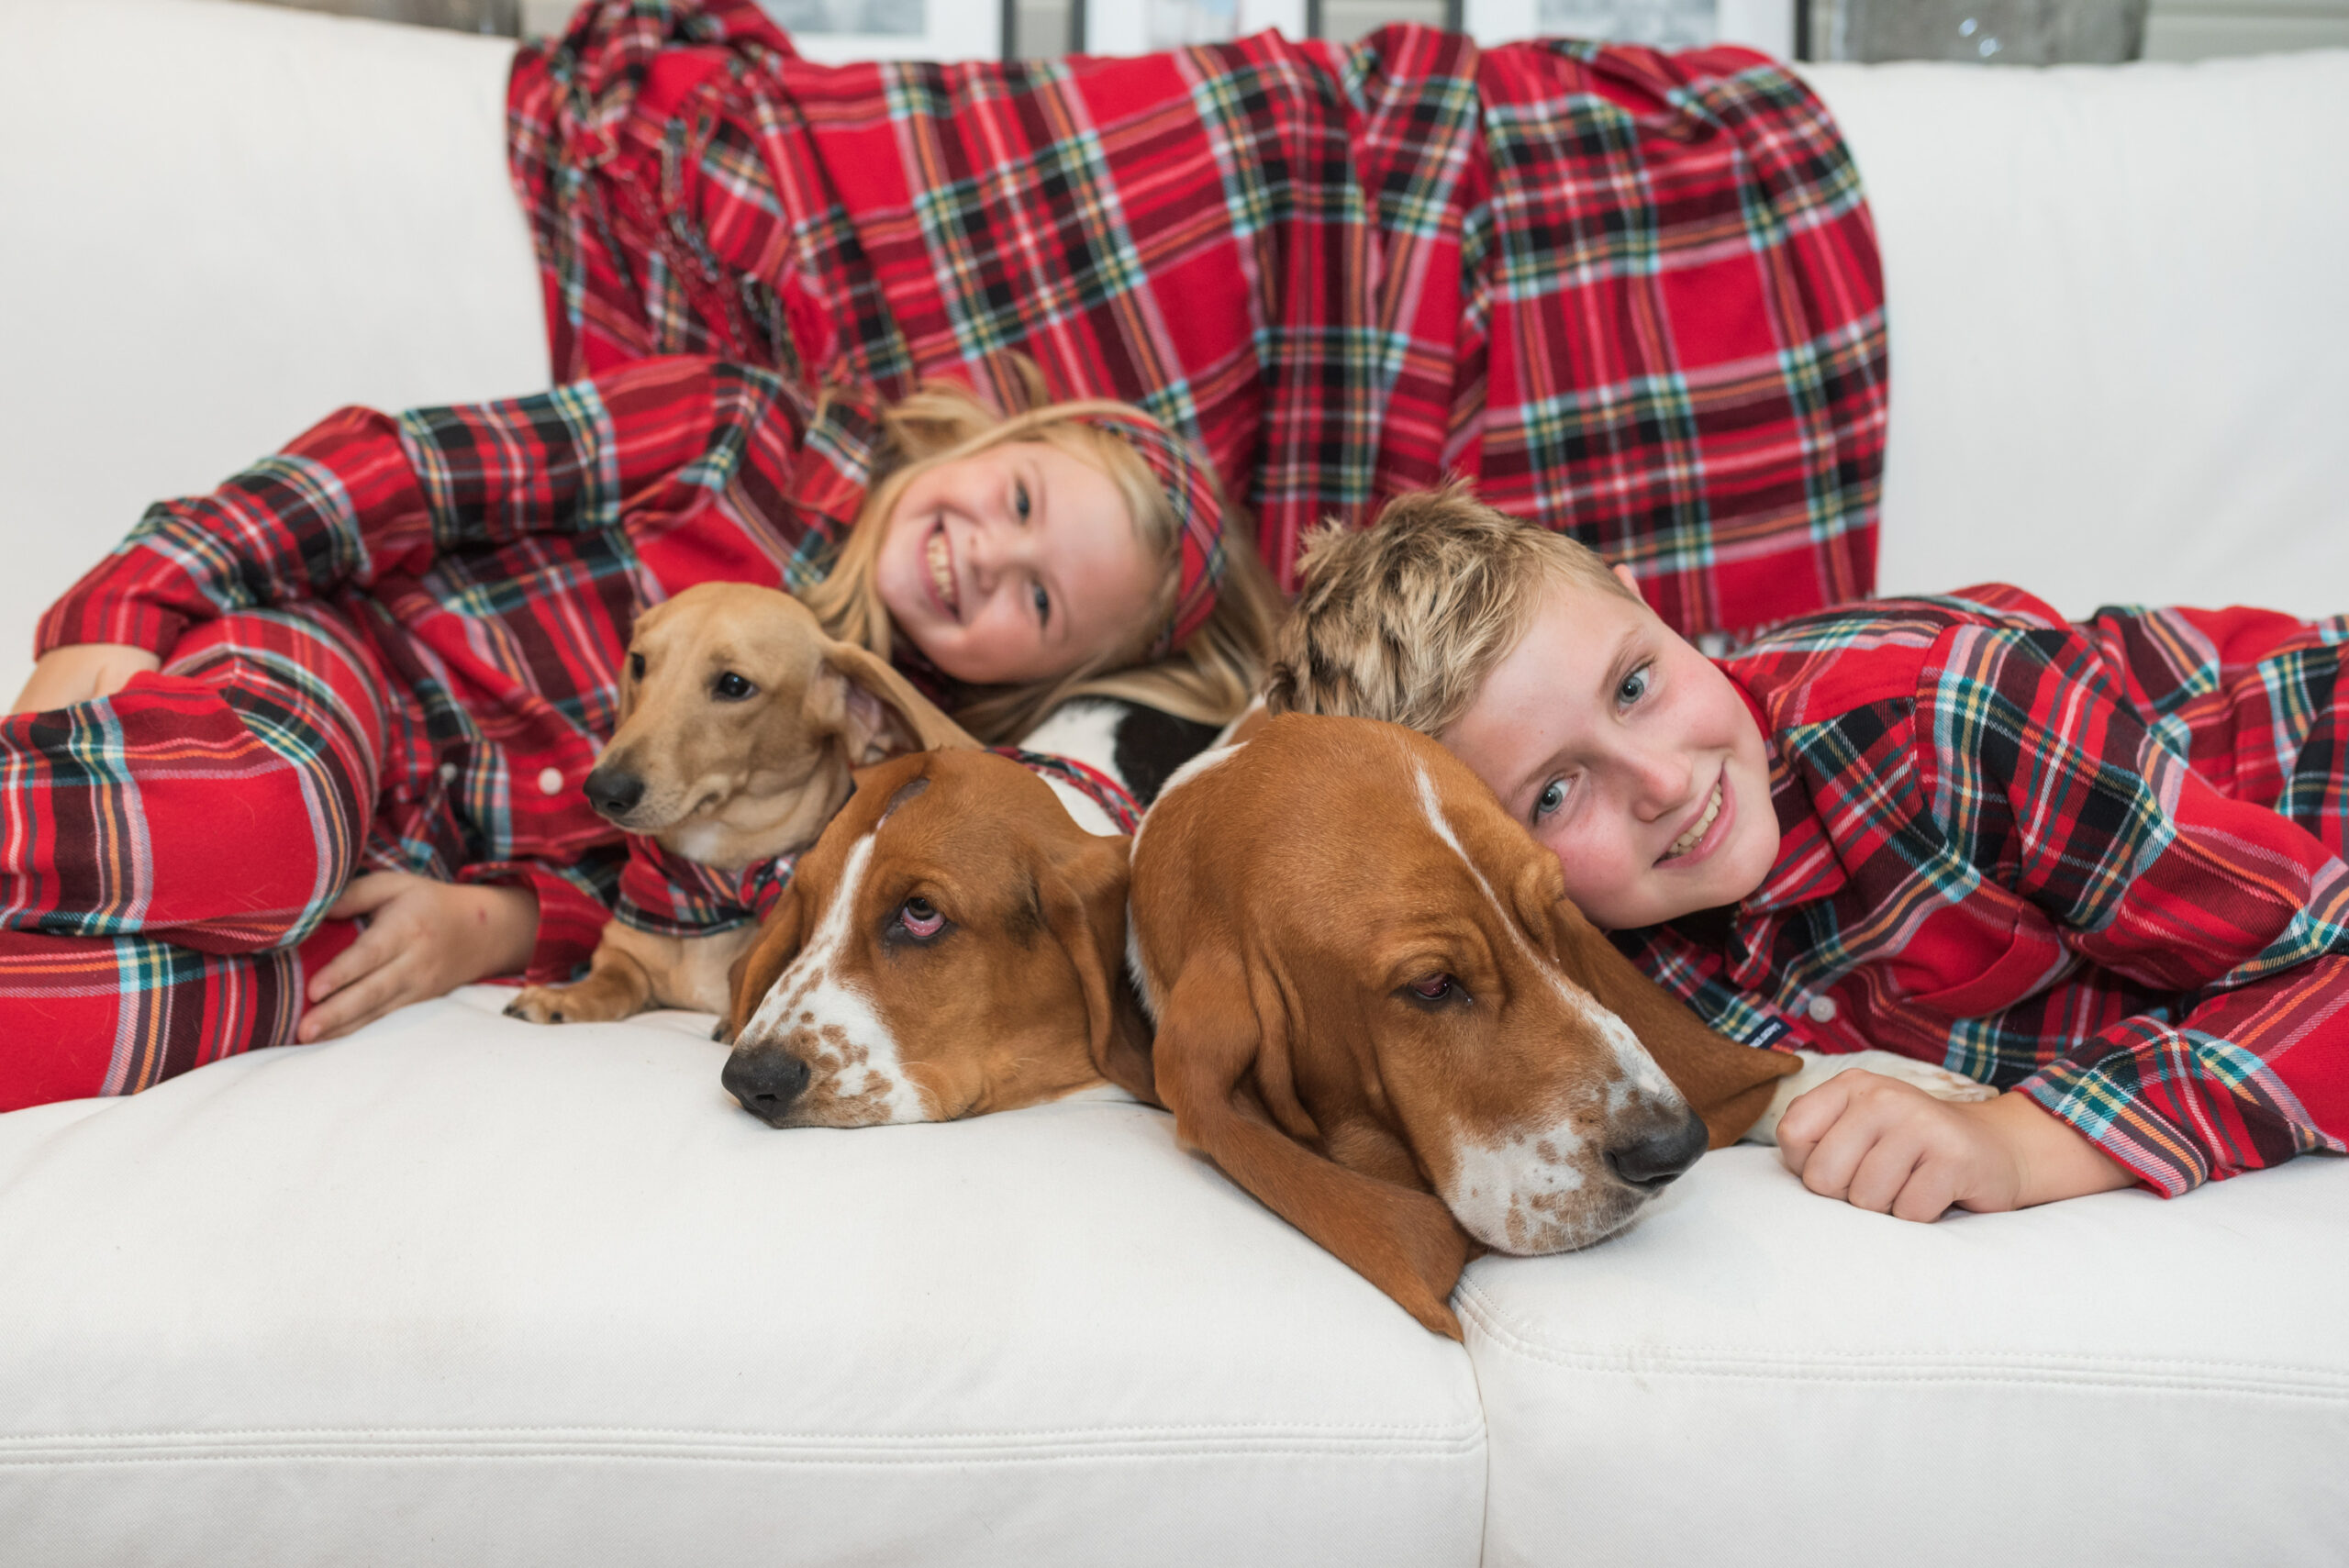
left=737, top=830, right=930, bottom=1127
left=1408, top=759, right=1683, bottom=1252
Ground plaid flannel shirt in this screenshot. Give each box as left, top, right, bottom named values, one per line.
left=35, top=356, right=883, bottom=981
left=1618, top=585, right=2349, bottom=1196
left=509, top=2, right=1887, bottom=638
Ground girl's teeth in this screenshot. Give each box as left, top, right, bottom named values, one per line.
left=1665, top=783, right=1722, bottom=860
left=926, top=529, right=956, bottom=611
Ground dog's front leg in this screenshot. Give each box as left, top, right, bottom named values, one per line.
left=1740, top=1049, right=1999, bottom=1146
left=505, top=921, right=659, bottom=1025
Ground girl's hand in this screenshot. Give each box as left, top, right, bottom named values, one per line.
left=1775, top=1071, right=2133, bottom=1221
left=298, top=872, right=539, bottom=1042
left=11, top=643, right=162, bottom=714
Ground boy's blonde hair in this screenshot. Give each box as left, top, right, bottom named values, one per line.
left=800, top=373, right=1282, bottom=745
left=1264, top=484, right=1638, bottom=737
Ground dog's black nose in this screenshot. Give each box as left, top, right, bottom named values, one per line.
left=723, top=1048, right=811, bottom=1127
left=1605, top=1110, right=1708, bottom=1190
left=583, top=766, right=644, bottom=819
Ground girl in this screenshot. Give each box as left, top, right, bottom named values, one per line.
left=1, top=355, right=1278, bottom=1110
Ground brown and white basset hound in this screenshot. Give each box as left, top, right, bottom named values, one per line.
left=1125, top=714, right=1799, bottom=1338
left=719, top=748, right=1149, bottom=1127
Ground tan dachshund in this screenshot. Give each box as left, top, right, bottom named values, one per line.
left=1124, top=714, right=1800, bottom=1338
left=506, top=583, right=976, bottom=1026
left=718, top=748, right=1146, bottom=1124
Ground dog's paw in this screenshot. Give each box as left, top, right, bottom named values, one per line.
left=502, top=986, right=574, bottom=1026
left=1742, top=1049, right=1998, bottom=1146
left=1872, top=1055, right=2000, bottom=1105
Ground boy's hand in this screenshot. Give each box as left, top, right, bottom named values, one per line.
left=1776, top=1070, right=2133, bottom=1220
left=298, top=872, right=539, bottom=1042
left=11, top=643, right=162, bottom=714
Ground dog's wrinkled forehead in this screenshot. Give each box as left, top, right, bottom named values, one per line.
left=794, top=751, right=1086, bottom=902
left=1231, top=724, right=1551, bottom=918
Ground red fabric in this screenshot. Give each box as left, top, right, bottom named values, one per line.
left=34, top=357, right=872, bottom=989
left=510, top=3, right=1888, bottom=639
left=1619, top=589, right=2349, bottom=1195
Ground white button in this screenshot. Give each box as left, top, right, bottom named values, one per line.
left=1807, top=995, right=1839, bottom=1024
left=438, top=763, right=458, bottom=784
left=537, top=767, right=565, bottom=796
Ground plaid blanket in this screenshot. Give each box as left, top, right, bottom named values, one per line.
left=508, top=3, right=1887, bottom=638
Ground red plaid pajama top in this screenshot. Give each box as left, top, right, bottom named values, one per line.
left=35, top=356, right=882, bottom=983
left=510, top=2, right=1887, bottom=639
left=1618, top=585, right=2349, bottom=1196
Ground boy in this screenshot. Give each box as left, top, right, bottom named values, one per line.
left=1266, top=489, right=2349, bottom=1220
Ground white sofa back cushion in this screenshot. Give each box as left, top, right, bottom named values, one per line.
left=1802, top=51, right=2349, bottom=621
left=0, top=0, right=546, bottom=699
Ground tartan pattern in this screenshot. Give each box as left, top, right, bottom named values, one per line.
left=35, top=356, right=884, bottom=992
left=0, top=924, right=353, bottom=1112
left=610, top=744, right=1143, bottom=940
left=0, top=608, right=386, bottom=955
left=0, top=609, right=385, bottom=1111
left=1615, top=585, right=2349, bottom=1195
left=507, top=2, right=1887, bottom=637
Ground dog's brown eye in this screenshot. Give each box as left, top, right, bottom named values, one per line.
left=1403, top=973, right=1462, bottom=1007
left=629, top=651, right=645, bottom=681
left=897, top=897, right=945, bottom=940
left=712, top=672, right=754, bottom=701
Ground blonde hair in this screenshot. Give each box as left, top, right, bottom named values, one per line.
left=798, top=375, right=1280, bottom=745
left=1264, top=483, right=1639, bottom=737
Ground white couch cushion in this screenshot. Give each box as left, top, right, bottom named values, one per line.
left=1801, top=52, right=2349, bottom=622
left=0, top=0, right=546, bottom=700
left=0, top=992, right=1486, bottom=1567
left=1462, top=1145, right=2349, bottom=1568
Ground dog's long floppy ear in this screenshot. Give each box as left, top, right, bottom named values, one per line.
left=1152, top=946, right=1471, bottom=1339
left=817, top=641, right=981, bottom=765
left=721, top=883, right=808, bottom=1044
left=1546, top=900, right=1799, bottom=1147
left=1041, top=832, right=1159, bottom=1106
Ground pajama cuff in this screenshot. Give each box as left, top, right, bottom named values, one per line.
left=459, top=860, right=613, bottom=985
left=2016, top=1058, right=2205, bottom=1200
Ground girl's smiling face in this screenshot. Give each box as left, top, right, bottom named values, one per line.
left=876, top=439, right=1158, bottom=687
left=1440, top=566, right=1779, bottom=931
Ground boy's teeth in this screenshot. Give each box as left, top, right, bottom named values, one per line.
left=926, top=529, right=957, bottom=611
left=1664, top=783, right=1722, bottom=860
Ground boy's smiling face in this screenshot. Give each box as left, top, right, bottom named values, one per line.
left=1442, top=566, right=1779, bottom=931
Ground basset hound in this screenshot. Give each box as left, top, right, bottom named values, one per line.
left=1124, top=713, right=1799, bottom=1338
left=719, top=748, right=1150, bottom=1127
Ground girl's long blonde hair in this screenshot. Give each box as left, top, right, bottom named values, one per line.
left=798, top=373, right=1282, bottom=745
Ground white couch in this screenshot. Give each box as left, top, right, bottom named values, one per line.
left=2, top=4, right=2344, bottom=1563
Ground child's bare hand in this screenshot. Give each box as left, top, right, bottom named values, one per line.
left=11, top=643, right=162, bottom=714
left=298, top=872, right=538, bottom=1042
left=1776, top=1071, right=2132, bottom=1221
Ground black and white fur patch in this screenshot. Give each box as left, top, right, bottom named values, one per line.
left=1013, top=698, right=1223, bottom=833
